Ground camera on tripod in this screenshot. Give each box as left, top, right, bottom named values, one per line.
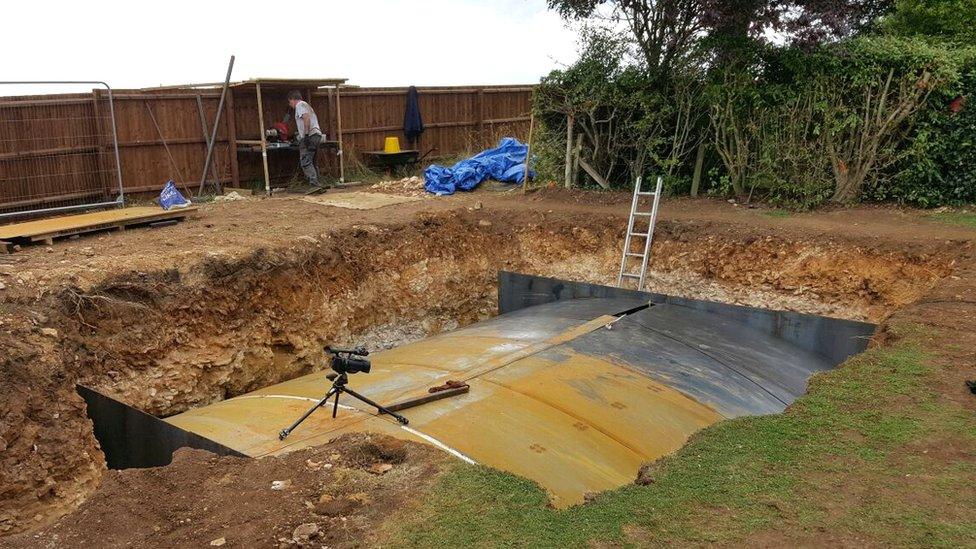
left=326, top=346, right=371, bottom=375
left=278, top=344, right=408, bottom=441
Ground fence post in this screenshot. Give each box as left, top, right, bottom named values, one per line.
left=91, top=88, right=110, bottom=199
left=564, top=114, right=574, bottom=188
left=477, top=88, right=485, bottom=147
left=225, top=88, right=240, bottom=188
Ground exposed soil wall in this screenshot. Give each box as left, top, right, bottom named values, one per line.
left=0, top=207, right=958, bottom=536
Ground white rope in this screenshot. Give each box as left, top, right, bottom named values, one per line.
left=400, top=425, right=478, bottom=465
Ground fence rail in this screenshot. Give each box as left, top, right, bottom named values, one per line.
left=0, top=83, right=533, bottom=216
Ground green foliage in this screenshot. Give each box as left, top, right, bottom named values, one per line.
left=535, top=27, right=707, bottom=190
left=874, top=53, right=976, bottom=206
left=382, top=332, right=976, bottom=547
left=534, top=2, right=974, bottom=207
left=883, top=0, right=976, bottom=44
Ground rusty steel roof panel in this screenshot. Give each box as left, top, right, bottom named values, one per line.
left=167, top=280, right=871, bottom=507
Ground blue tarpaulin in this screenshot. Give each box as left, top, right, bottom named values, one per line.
left=424, top=137, right=534, bottom=195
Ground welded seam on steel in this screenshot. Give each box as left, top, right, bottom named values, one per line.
left=458, top=315, right=619, bottom=383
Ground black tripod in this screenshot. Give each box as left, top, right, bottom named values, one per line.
left=279, top=371, right=408, bottom=440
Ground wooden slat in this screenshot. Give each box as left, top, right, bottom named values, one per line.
left=0, top=84, right=533, bottom=209
left=386, top=386, right=470, bottom=413
left=0, top=206, right=197, bottom=242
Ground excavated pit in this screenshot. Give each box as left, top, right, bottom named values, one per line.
left=0, top=208, right=960, bottom=535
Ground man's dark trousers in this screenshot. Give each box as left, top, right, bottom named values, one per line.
left=299, top=133, right=323, bottom=186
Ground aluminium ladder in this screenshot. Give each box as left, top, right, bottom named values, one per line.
left=617, top=175, right=663, bottom=291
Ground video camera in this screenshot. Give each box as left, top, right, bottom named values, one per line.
left=326, top=346, right=371, bottom=375
left=279, top=344, right=408, bottom=440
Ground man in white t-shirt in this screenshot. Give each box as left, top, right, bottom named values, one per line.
left=287, top=90, right=324, bottom=188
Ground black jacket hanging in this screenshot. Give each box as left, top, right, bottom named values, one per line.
left=403, top=86, right=424, bottom=142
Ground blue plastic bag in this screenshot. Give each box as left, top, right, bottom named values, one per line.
left=159, top=180, right=190, bottom=210
left=424, top=137, right=535, bottom=195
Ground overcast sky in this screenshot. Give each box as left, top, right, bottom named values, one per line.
left=1, top=0, right=581, bottom=95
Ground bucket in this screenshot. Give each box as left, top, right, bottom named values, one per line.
left=383, top=137, right=401, bottom=153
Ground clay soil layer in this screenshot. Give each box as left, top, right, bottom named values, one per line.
left=0, top=189, right=972, bottom=546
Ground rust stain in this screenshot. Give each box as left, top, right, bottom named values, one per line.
left=167, top=313, right=722, bottom=507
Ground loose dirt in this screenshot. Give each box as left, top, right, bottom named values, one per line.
left=2, top=434, right=444, bottom=548
left=0, top=186, right=970, bottom=543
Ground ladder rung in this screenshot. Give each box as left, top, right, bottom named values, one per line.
left=633, top=212, right=653, bottom=217
left=638, top=192, right=657, bottom=196
left=625, top=253, right=644, bottom=257
left=630, top=232, right=649, bottom=238
left=620, top=274, right=642, bottom=279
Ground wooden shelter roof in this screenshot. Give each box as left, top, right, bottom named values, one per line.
left=230, top=78, right=347, bottom=89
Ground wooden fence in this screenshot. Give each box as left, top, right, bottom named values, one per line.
left=0, top=83, right=533, bottom=214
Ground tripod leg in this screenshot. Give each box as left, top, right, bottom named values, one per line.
left=342, top=387, right=410, bottom=425
left=279, top=387, right=336, bottom=440
left=332, top=388, right=341, bottom=418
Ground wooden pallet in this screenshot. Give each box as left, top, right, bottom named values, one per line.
left=0, top=206, right=197, bottom=247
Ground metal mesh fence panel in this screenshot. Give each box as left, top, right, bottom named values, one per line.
left=0, top=81, right=124, bottom=220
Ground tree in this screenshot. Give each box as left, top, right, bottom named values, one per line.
left=547, top=0, right=896, bottom=72
left=547, top=0, right=708, bottom=78
left=883, top=0, right=976, bottom=43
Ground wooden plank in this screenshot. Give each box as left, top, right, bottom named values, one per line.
left=484, top=116, right=532, bottom=125
left=691, top=141, right=706, bottom=198
left=0, top=145, right=99, bottom=162
left=0, top=206, right=197, bottom=241
left=477, top=88, right=485, bottom=144
left=0, top=98, right=93, bottom=108
left=579, top=157, right=611, bottom=190
left=386, top=386, right=470, bottom=413
left=571, top=134, right=582, bottom=188
left=522, top=113, right=534, bottom=194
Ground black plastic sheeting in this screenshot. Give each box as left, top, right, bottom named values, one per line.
left=77, top=385, right=245, bottom=469
left=498, top=272, right=877, bottom=417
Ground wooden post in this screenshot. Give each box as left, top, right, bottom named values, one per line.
left=564, top=114, right=574, bottom=188
left=256, top=83, right=271, bottom=195
left=335, top=84, right=345, bottom=184
left=225, top=87, right=240, bottom=188
left=691, top=141, right=706, bottom=198
left=195, top=95, right=223, bottom=189
left=521, top=113, right=534, bottom=194
left=571, top=134, right=582, bottom=188
left=90, top=89, right=110, bottom=199
left=477, top=88, right=485, bottom=147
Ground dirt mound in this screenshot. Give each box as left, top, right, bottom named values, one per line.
left=3, top=434, right=444, bottom=549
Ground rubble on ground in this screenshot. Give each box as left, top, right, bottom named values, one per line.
left=369, top=176, right=426, bottom=197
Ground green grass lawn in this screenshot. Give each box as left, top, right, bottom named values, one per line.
left=928, top=211, right=976, bottom=229
left=763, top=209, right=793, bottom=218
left=380, top=324, right=976, bottom=547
